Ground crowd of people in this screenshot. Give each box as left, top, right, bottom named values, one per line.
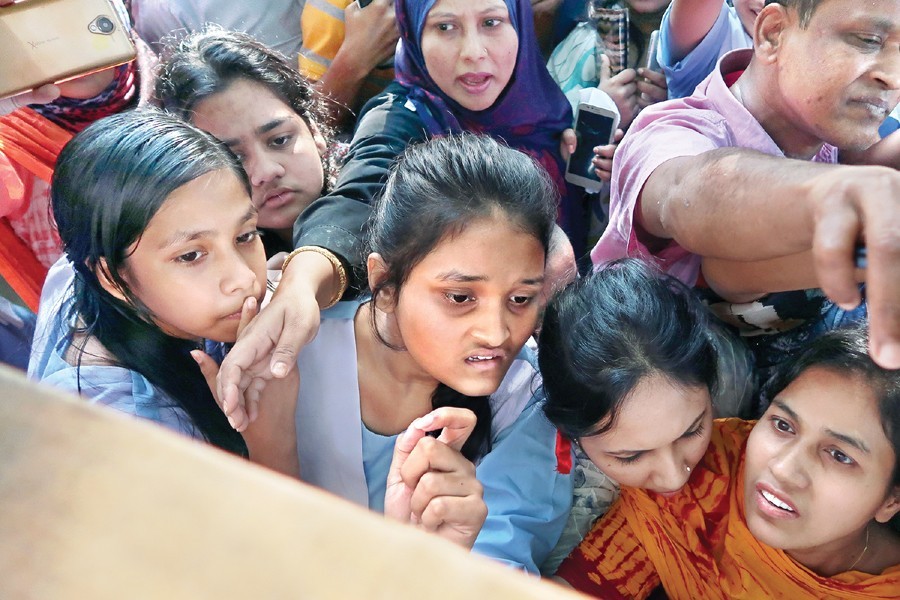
left=1, top=0, right=898, bottom=597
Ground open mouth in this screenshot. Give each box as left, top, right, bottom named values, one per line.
left=466, top=355, right=501, bottom=363
left=458, top=73, right=492, bottom=94
left=761, top=489, right=794, bottom=512
left=755, top=485, right=799, bottom=520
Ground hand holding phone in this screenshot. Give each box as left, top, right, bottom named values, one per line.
left=0, top=0, right=135, bottom=99
left=565, top=101, right=620, bottom=190
left=352, top=0, right=396, bottom=69
left=0, top=84, right=60, bottom=115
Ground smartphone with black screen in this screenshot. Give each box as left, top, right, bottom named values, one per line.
left=565, top=102, right=620, bottom=189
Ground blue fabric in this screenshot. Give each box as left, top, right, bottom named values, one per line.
left=879, top=105, right=899, bottom=138
left=27, top=259, right=204, bottom=439
left=552, top=0, right=588, bottom=47
left=472, top=392, right=574, bottom=573
left=361, top=424, right=397, bottom=512
left=299, top=299, right=573, bottom=573
left=659, top=2, right=751, bottom=99
left=0, top=297, right=35, bottom=371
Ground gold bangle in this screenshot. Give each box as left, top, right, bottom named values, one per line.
left=281, top=246, right=349, bottom=309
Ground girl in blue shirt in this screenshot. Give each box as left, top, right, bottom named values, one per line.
left=222, top=133, right=575, bottom=572
left=28, top=110, right=274, bottom=458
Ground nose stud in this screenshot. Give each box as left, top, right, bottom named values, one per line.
left=685, top=465, right=691, bottom=473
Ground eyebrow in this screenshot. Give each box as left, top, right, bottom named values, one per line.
left=606, top=409, right=707, bottom=456
left=159, top=206, right=257, bottom=250
left=826, top=429, right=870, bottom=454
left=771, top=399, right=870, bottom=455
left=219, top=118, right=289, bottom=147
left=862, top=17, right=896, bottom=32
left=435, top=270, right=544, bottom=286
left=426, top=5, right=507, bottom=21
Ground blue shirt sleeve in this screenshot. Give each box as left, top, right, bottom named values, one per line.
left=660, top=3, right=752, bottom=99
left=40, top=364, right=203, bottom=439
left=472, top=398, right=574, bottom=574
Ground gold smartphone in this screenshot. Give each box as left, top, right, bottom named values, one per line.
left=0, top=0, right=136, bottom=98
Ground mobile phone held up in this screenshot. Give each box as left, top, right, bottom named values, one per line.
left=0, top=0, right=135, bottom=99
left=565, top=102, right=620, bottom=190
left=644, top=29, right=662, bottom=73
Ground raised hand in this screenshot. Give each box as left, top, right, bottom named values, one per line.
left=384, top=407, right=487, bottom=549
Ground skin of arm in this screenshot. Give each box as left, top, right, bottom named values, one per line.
left=315, top=0, right=399, bottom=127
left=215, top=250, right=337, bottom=432
left=840, top=131, right=900, bottom=169
left=639, top=147, right=900, bottom=367
left=640, top=148, right=827, bottom=260
left=665, top=0, right=728, bottom=62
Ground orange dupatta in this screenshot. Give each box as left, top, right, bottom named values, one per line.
left=0, top=108, right=72, bottom=310
left=557, top=419, right=900, bottom=599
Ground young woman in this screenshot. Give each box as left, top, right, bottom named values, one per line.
left=213, top=0, right=580, bottom=415
left=540, top=259, right=719, bottom=496
left=536, top=258, right=743, bottom=575
left=27, top=110, right=272, bottom=458
left=226, top=134, right=574, bottom=573
left=555, top=326, right=900, bottom=597
left=154, top=29, right=336, bottom=257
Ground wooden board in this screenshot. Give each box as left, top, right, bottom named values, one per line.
left=0, top=365, right=585, bottom=599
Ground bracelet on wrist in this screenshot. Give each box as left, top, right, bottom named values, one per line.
left=281, top=246, right=349, bottom=309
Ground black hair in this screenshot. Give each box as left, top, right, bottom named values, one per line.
left=153, top=27, right=337, bottom=186
left=51, top=109, right=249, bottom=455
left=366, top=133, right=558, bottom=461
left=764, top=0, right=823, bottom=27
left=765, top=327, right=900, bottom=489
left=539, top=258, right=719, bottom=440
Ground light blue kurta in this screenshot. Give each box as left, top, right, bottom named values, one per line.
left=27, top=258, right=203, bottom=439
left=295, top=300, right=574, bottom=573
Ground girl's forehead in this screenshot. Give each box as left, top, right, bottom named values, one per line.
left=406, top=215, right=545, bottom=277
left=594, top=376, right=710, bottom=448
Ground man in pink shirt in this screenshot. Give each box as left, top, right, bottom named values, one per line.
left=594, top=0, right=900, bottom=382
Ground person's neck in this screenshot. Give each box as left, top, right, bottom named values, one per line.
left=731, top=64, right=826, bottom=160
left=630, top=9, right=665, bottom=39
left=786, top=526, right=870, bottom=578
left=354, top=302, right=438, bottom=435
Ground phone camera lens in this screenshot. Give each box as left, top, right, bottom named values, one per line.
left=91, top=15, right=115, bottom=34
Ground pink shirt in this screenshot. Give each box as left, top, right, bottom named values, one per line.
left=591, top=49, right=838, bottom=284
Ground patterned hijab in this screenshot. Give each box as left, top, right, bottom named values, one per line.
left=394, top=0, right=584, bottom=250
left=31, top=62, right=139, bottom=134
